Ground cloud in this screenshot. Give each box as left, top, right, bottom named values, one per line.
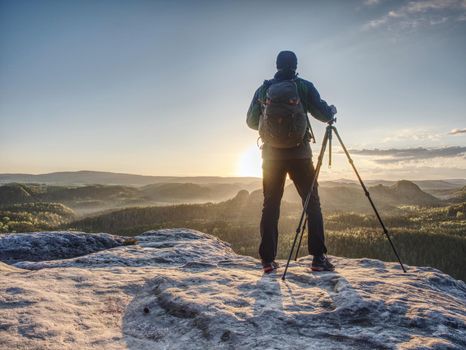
left=363, top=0, right=466, bottom=31
left=404, top=0, right=466, bottom=13
left=349, top=146, right=466, bottom=163
left=381, top=128, right=443, bottom=143
left=354, top=165, right=466, bottom=180
left=364, top=0, right=381, bottom=6
left=449, top=128, right=466, bottom=135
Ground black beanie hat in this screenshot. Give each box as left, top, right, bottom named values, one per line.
left=276, top=50, right=298, bottom=70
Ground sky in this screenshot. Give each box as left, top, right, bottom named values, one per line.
left=1, top=0, right=465, bottom=180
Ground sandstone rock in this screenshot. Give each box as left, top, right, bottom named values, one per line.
left=0, top=231, right=128, bottom=263
left=0, top=229, right=465, bottom=349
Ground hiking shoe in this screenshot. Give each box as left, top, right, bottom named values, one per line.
left=262, top=261, right=279, bottom=274
left=311, top=255, right=335, bottom=272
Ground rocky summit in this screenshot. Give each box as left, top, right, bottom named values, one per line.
left=0, top=229, right=465, bottom=349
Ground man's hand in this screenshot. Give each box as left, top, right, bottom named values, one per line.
left=330, top=105, right=337, bottom=115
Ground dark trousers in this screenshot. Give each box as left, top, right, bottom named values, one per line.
left=259, top=158, right=327, bottom=263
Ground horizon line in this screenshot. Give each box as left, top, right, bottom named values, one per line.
left=0, top=169, right=465, bottom=182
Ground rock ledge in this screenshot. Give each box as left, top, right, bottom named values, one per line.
left=0, top=229, right=465, bottom=350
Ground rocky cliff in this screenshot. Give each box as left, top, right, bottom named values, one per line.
left=1, top=229, right=465, bottom=349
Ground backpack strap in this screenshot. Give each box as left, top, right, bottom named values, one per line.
left=258, top=79, right=273, bottom=106
left=306, top=115, right=316, bottom=143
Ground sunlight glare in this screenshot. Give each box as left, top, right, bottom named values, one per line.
left=237, top=145, right=262, bottom=177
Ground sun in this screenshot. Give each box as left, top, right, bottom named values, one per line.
left=237, top=145, right=262, bottom=177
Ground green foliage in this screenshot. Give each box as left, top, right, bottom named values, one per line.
left=447, top=202, right=466, bottom=218
left=8, top=221, right=35, bottom=232
left=0, top=182, right=243, bottom=212
left=0, top=202, right=75, bottom=233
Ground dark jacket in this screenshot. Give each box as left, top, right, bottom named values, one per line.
left=247, top=69, right=334, bottom=160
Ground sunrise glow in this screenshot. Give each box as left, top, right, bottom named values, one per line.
left=237, top=145, right=262, bottom=177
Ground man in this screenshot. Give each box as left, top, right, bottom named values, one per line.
left=246, top=50, right=337, bottom=273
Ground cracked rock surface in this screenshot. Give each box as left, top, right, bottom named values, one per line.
left=0, top=229, right=465, bottom=349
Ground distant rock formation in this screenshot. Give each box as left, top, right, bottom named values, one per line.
left=386, top=180, right=440, bottom=205
left=282, top=179, right=440, bottom=212
left=1, top=229, right=465, bottom=349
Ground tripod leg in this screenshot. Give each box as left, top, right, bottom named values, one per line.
left=331, top=127, right=407, bottom=273
left=282, top=126, right=330, bottom=280
left=293, top=150, right=326, bottom=261
left=294, top=218, right=307, bottom=261
left=329, top=127, right=332, bottom=167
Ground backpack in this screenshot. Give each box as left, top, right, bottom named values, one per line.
left=258, top=80, right=308, bottom=149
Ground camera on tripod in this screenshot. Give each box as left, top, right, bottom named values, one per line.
left=281, top=121, right=407, bottom=280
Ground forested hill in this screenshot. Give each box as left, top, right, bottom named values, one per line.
left=0, top=182, right=247, bottom=210
left=0, top=180, right=442, bottom=213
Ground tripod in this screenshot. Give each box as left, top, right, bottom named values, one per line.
left=281, top=120, right=407, bottom=280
